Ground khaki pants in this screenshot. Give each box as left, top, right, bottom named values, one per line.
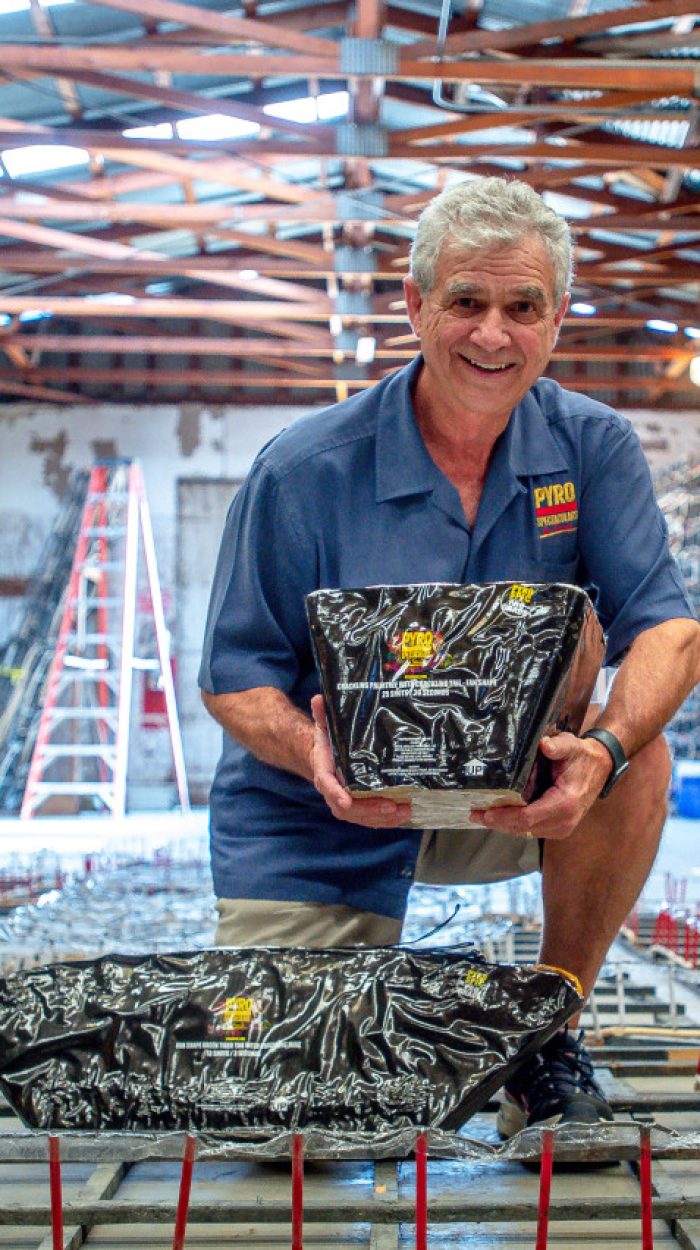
left=215, top=825, right=540, bottom=947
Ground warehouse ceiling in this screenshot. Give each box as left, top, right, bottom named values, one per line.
left=0, top=0, right=698, bottom=407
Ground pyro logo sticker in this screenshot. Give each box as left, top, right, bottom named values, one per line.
left=533, top=481, right=579, bottom=539
left=384, top=629, right=452, bottom=679
left=210, top=995, right=264, bottom=1042
left=503, top=583, right=535, bottom=618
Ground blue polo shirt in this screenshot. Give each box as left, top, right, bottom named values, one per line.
left=199, top=357, right=694, bottom=917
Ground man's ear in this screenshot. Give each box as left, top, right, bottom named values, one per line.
left=403, top=276, right=423, bottom=338
left=552, top=292, right=570, bottom=346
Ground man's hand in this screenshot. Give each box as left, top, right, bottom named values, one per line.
left=471, top=731, right=614, bottom=840
left=310, top=694, right=412, bottom=828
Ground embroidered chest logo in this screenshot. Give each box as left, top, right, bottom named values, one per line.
left=533, top=481, right=579, bottom=540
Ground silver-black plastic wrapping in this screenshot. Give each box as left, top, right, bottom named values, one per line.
left=306, top=581, right=604, bottom=824
left=0, top=947, right=581, bottom=1138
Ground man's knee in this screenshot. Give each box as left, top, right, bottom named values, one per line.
left=626, top=733, right=671, bottom=816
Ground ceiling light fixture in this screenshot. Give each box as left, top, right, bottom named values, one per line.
left=646, top=319, right=678, bottom=334
left=355, top=336, right=376, bottom=365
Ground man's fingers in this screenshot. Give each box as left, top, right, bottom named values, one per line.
left=327, top=798, right=412, bottom=827
left=310, top=693, right=327, bottom=730
left=471, top=790, right=579, bottom=839
left=539, top=732, right=576, bottom=759
left=310, top=692, right=411, bottom=825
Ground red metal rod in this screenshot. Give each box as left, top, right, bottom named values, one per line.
left=415, top=1131, right=428, bottom=1250
left=291, top=1132, right=304, bottom=1250
left=535, top=1127, right=555, bottom=1250
left=48, top=1134, right=64, bottom=1250
left=640, top=1124, right=654, bottom=1250
left=171, top=1133, right=197, bottom=1250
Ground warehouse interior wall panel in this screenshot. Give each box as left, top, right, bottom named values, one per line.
left=1, top=400, right=699, bottom=797
left=176, top=477, right=241, bottom=803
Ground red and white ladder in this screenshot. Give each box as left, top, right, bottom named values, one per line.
left=21, top=461, right=189, bottom=818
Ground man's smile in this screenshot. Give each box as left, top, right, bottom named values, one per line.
left=459, top=354, right=516, bottom=373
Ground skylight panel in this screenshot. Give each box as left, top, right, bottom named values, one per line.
left=123, top=123, right=174, bottom=140
left=176, top=115, right=259, bottom=141
left=87, top=292, right=137, bottom=305
left=0, top=0, right=71, bottom=13
left=263, top=91, right=349, bottom=124
left=1, top=145, right=89, bottom=177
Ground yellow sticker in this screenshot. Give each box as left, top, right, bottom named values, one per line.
left=223, top=996, right=255, bottom=1028
left=509, top=584, right=535, bottom=604
left=465, top=969, right=489, bottom=988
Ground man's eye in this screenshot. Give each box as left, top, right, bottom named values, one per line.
left=511, top=301, right=540, bottom=319
left=455, top=297, right=478, bottom=310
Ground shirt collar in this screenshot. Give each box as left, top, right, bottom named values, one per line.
left=375, top=357, right=568, bottom=505
left=503, top=386, right=569, bottom=476
left=375, top=356, right=439, bottom=503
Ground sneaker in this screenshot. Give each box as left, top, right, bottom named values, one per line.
left=497, top=1028, right=614, bottom=1139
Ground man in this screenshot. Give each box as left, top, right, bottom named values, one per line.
left=199, top=176, right=699, bottom=1136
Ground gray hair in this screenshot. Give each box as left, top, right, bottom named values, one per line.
left=409, top=176, right=573, bottom=305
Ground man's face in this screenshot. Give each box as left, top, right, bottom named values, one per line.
left=404, top=235, right=569, bottom=425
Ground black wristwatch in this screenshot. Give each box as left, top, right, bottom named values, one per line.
left=581, top=728, right=629, bottom=798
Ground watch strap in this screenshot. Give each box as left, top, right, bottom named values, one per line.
left=581, top=727, right=629, bottom=798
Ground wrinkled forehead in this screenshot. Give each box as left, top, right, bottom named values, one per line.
left=434, top=233, right=558, bottom=300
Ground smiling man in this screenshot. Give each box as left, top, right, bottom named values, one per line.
left=200, top=177, right=699, bottom=1139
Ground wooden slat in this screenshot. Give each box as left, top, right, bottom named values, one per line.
left=0, top=377, right=90, bottom=402
left=409, top=0, right=700, bottom=58
left=84, top=0, right=336, bottom=58
left=0, top=296, right=337, bottom=323
left=35, top=1162, right=129, bottom=1250
left=2, top=1193, right=700, bottom=1224
left=0, top=47, right=697, bottom=95
left=63, top=67, right=326, bottom=141
left=6, top=336, right=697, bottom=365
left=2, top=364, right=698, bottom=396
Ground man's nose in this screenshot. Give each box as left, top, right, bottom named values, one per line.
left=470, top=307, right=510, bottom=350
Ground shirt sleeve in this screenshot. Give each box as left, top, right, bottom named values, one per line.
left=577, top=417, right=696, bottom=665
left=198, top=457, right=316, bottom=695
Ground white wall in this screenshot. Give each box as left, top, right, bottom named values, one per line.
left=1, top=398, right=699, bottom=801
left=0, top=400, right=313, bottom=640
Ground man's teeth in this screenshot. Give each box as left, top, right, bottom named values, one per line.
left=464, top=357, right=511, bottom=371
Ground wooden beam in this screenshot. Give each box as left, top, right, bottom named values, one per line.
left=59, top=68, right=326, bottom=142
left=84, top=0, right=335, bottom=57
left=0, top=217, right=332, bottom=307
left=0, top=116, right=331, bottom=201
left=0, top=196, right=697, bottom=233
left=0, top=46, right=697, bottom=96
left=7, top=333, right=694, bottom=364
left=0, top=577, right=29, bottom=596
left=0, top=295, right=367, bottom=324
left=408, top=0, right=700, bottom=58
left=0, top=253, right=328, bottom=278
left=27, top=0, right=82, bottom=121
left=3, top=123, right=695, bottom=173
left=0, top=376, right=90, bottom=401
left=394, top=95, right=690, bottom=143
left=2, top=333, right=330, bottom=356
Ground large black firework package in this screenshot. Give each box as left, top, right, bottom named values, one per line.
left=0, top=947, right=582, bottom=1137
left=307, top=582, right=604, bottom=827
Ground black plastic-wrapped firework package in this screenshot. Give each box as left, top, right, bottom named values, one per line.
left=307, top=581, right=604, bottom=827
left=0, top=947, right=582, bottom=1138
